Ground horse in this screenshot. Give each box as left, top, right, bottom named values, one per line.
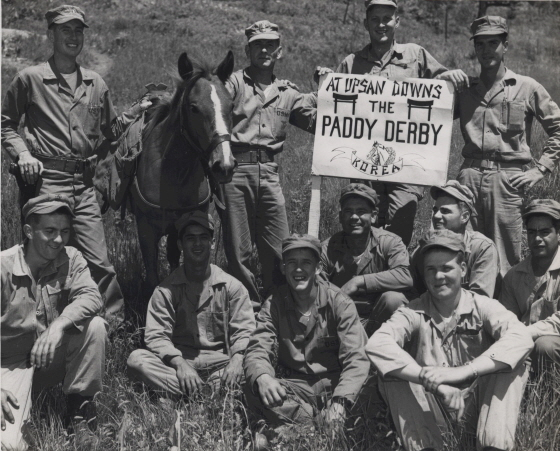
left=130, top=51, right=237, bottom=296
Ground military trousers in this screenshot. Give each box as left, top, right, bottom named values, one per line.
left=379, top=362, right=529, bottom=451
left=0, top=317, right=107, bottom=451
left=29, top=169, right=124, bottom=324
left=457, top=166, right=524, bottom=277
left=222, top=163, right=289, bottom=310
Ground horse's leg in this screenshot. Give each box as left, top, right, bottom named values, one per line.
left=135, top=212, right=162, bottom=300
left=166, top=225, right=180, bottom=273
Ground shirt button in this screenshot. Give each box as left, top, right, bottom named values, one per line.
left=73, top=126, right=79, bottom=130
left=262, top=124, right=266, bottom=127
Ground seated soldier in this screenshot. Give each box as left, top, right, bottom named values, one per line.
left=127, top=211, right=255, bottom=396
left=1, top=194, right=107, bottom=450
left=411, top=181, right=500, bottom=298
left=528, top=312, right=560, bottom=367
left=367, top=229, right=533, bottom=451
left=321, top=183, right=412, bottom=336
left=500, top=199, right=560, bottom=370
left=244, top=234, right=369, bottom=447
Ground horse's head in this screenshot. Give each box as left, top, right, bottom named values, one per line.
left=177, top=51, right=237, bottom=184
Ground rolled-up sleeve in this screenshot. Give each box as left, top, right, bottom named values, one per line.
left=419, top=47, right=447, bottom=79
left=366, top=307, right=420, bottom=377
left=243, top=298, right=278, bottom=391
left=332, top=294, right=370, bottom=402
left=528, top=312, right=560, bottom=340
left=479, top=300, right=534, bottom=369
left=144, top=287, right=182, bottom=362
left=227, top=279, right=256, bottom=355
left=532, top=83, right=560, bottom=172
left=363, top=236, right=413, bottom=293
left=1, top=73, right=31, bottom=159
left=58, top=250, right=104, bottom=330
left=289, top=92, right=317, bottom=133
left=468, top=240, right=499, bottom=298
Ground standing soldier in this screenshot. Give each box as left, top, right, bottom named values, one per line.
left=1, top=5, right=149, bottom=324
left=223, top=20, right=317, bottom=310
left=455, top=16, right=560, bottom=276
left=317, top=0, right=468, bottom=246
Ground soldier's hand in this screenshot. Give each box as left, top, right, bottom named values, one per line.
left=30, top=319, right=68, bottom=369
left=1, top=389, right=19, bottom=431
left=420, top=365, right=472, bottom=393
left=436, top=384, right=465, bottom=421
left=17, top=150, right=43, bottom=185
left=324, top=401, right=346, bottom=425
left=508, top=167, right=545, bottom=190
left=221, top=353, right=244, bottom=389
left=314, top=66, right=334, bottom=85
left=171, top=357, right=204, bottom=395
left=436, top=69, right=470, bottom=92
left=256, top=374, right=287, bottom=408
left=341, top=276, right=364, bottom=297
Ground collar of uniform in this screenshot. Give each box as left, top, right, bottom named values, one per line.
left=521, top=246, right=560, bottom=275
left=359, top=41, right=401, bottom=63
left=44, top=57, right=93, bottom=82
left=12, top=244, right=31, bottom=277
left=338, top=227, right=380, bottom=254
left=463, top=230, right=473, bottom=253
left=502, top=67, right=517, bottom=85
left=412, top=288, right=474, bottom=319
left=243, top=67, right=278, bottom=88
left=170, top=264, right=228, bottom=286
left=282, top=279, right=329, bottom=311
left=14, top=243, right=70, bottom=278
left=549, top=247, right=560, bottom=272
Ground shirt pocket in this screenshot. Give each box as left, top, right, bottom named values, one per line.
left=316, top=335, right=340, bottom=353
left=456, top=325, right=485, bottom=359
left=272, top=108, right=291, bottom=141
left=206, top=311, right=225, bottom=343
left=75, top=99, right=102, bottom=139
left=45, top=278, right=69, bottom=320
left=499, top=101, right=525, bottom=134
left=389, top=58, right=417, bottom=79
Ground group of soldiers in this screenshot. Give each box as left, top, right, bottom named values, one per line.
left=1, top=1, right=560, bottom=451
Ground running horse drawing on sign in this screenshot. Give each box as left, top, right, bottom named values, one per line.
left=131, top=51, right=237, bottom=294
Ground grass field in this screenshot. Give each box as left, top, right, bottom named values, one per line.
left=2, top=0, right=560, bottom=449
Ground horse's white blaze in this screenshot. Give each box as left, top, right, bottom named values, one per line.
left=210, top=85, right=233, bottom=163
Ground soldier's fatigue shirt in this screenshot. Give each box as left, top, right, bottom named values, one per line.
left=321, top=227, right=412, bottom=316
left=244, top=280, right=369, bottom=403
left=367, top=289, right=533, bottom=379
left=410, top=230, right=500, bottom=298
left=1, top=244, right=103, bottom=364
left=144, top=264, right=255, bottom=362
left=336, top=42, right=447, bottom=80
left=1, top=57, right=137, bottom=160
left=500, top=247, right=560, bottom=326
left=456, top=68, right=560, bottom=171
left=225, top=68, right=316, bottom=153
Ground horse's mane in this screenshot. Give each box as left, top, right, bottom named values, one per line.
left=146, top=57, right=216, bottom=131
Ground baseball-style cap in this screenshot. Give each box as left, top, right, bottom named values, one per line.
left=420, top=229, right=466, bottom=255
left=22, top=194, right=75, bottom=220
left=522, top=199, right=560, bottom=222
left=430, top=180, right=476, bottom=216
left=365, top=0, right=398, bottom=10
left=340, top=183, right=379, bottom=208
left=470, top=16, right=508, bottom=40
left=282, top=234, right=321, bottom=259
left=45, top=5, right=88, bottom=28
left=245, top=20, right=280, bottom=43
left=176, top=211, right=215, bottom=236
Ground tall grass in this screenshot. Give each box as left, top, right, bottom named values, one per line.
left=2, top=0, right=560, bottom=449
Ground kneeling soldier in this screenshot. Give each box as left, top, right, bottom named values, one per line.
left=1, top=194, right=107, bottom=450
left=244, top=234, right=369, bottom=447
left=321, top=183, right=412, bottom=336
left=367, top=229, right=533, bottom=451
left=127, top=211, right=255, bottom=395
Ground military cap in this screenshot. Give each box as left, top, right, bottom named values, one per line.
left=430, top=180, right=477, bottom=216
left=282, top=234, right=321, bottom=259
left=340, top=183, right=379, bottom=208
left=365, top=0, right=397, bottom=10
left=45, top=5, right=88, bottom=28
left=470, top=16, right=508, bottom=40
left=522, top=199, right=560, bottom=222
left=420, top=229, right=466, bottom=255
left=22, top=194, right=75, bottom=220
left=176, top=211, right=215, bottom=236
left=245, top=20, right=280, bottom=43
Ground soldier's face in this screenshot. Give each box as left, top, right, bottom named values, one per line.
left=179, top=224, right=215, bottom=266
left=363, top=6, right=399, bottom=47
left=48, top=20, right=84, bottom=60
left=282, top=248, right=321, bottom=294
left=24, top=213, right=71, bottom=263
left=246, top=39, right=282, bottom=70
left=474, top=35, right=508, bottom=70
left=432, top=196, right=468, bottom=232
left=424, top=249, right=466, bottom=302
left=527, top=215, right=559, bottom=261
left=340, top=197, right=377, bottom=236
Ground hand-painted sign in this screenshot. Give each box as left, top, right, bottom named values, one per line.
left=312, top=73, right=454, bottom=186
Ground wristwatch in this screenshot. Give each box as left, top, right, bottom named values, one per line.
left=535, top=163, right=549, bottom=175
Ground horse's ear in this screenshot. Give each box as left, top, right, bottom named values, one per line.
left=178, top=52, right=193, bottom=80
left=216, top=50, right=234, bottom=84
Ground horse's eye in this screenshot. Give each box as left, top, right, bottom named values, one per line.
left=190, top=105, right=199, bottom=114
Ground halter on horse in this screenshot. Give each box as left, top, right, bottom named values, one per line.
left=131, top=51, right=237, bottom=298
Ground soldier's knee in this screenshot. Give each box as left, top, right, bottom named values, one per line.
left=83, top=316, right=108, bottom=343
left=126, top=350, right=145, bottom=375
left=1, top=430, right=28, bottom=451
left=378, top=291, right=406, bottom=314
left=534, top=336, right=560, bottom=363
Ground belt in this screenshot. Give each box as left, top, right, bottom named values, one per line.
left=32, top=153, right=88, bottom=174
left=232, top=146, right=275, bottom=164
left=462, top=158, right=525, bottom=171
